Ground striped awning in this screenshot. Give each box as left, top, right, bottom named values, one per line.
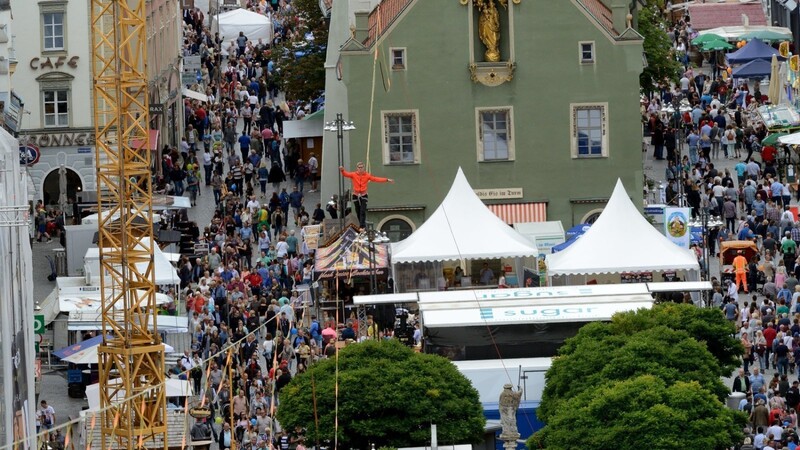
left=487, top=202, right=547, bottom=224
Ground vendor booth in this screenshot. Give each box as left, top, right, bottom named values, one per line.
left=726, top=38, right=785, bottom=64
left=213, top=8, right=273, bottom=43
left=390, top=168, right=538, bottom=291
left=546, top=179, right=701, bottom=285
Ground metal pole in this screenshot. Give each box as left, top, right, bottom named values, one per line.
left=337, top=113, right=345, bottom=232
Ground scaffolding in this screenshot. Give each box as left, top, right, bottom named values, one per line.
left=90, top=0, right=167, bottom=449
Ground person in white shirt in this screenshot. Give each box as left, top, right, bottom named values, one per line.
left=307, top=153, right=319, bottom=192
left=766, top=421, right=783, bottom=442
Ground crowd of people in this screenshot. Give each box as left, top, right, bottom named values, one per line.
left=152, top=3, right=412, bottom=450
left=644, top=11, right=800, bottom=450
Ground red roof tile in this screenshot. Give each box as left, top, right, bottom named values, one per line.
left=687, top=2, right=767, bottom=31
left=365, top=0, right=414, bottom=47
left=576, top=0, right=618, bottom=36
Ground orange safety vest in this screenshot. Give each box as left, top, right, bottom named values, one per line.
left=733, top=255, right=748, bottom=273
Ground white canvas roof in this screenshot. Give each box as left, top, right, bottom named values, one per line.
left=390, top=168, right=539, bottom=263
left=86, top=378, right=191, bottom=411
left=215, top=8, right=273, bottom=43
left=546, top=179, right=700, bottom=276
left=84, top=237, right=180, bottom=285
left=699, top=25, right=793, bottom=41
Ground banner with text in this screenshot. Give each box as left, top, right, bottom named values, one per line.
left=664, top=207, right=691, bottom=249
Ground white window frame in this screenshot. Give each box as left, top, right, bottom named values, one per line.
left=570, top=102, right=608, bottom=158
left=42, top=89, right=70, bottom=128
left=475, top=106, right=515, bottom=162
left=390, top=47, right=406, bottom=70
left=578, top=41, right=595, bottom=64
left=40, top=2, right=68, bottom=54
left=381, top=110, right=420, bottom=165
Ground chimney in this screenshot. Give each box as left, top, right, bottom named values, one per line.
left=609, top=0, right=629, bottom=32
left=354, top=10, right=370, bottom=43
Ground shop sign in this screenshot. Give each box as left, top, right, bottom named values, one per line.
left=19, top=144, right=40, bottom=166
left=149, top=104, right=164, bottom=115
left=474, top=187, right=523, bottom=200
left=29, top=56, right=79, bottom=70
left=21, top=132, right=96, bottom=148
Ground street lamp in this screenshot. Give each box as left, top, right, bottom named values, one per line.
left=324, top=114, right=356, bottom=231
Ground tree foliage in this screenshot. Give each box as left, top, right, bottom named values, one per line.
left=606, top=303, right=743, bottom=373
left=277, top=340, right=485, bottom=449
left=529, top=376, right=745, bottom=450
left=272, top=0, right=327, bottom=102
left=532, top=304, right=745, bottom=449
left=638, top=2, right=682, bottom=93
left=537, top=325, right=729, bottom=422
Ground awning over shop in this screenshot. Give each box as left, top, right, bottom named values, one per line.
left=131, top=129, right=160, bottom=151
left=487, top=202, right=547, bottom=224
left=314, top=226, right=389, bottom=279
left=182, top=88, right=208, bottom=102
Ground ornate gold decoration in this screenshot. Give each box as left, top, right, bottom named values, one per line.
left=468, top=61, right=515, bottom=87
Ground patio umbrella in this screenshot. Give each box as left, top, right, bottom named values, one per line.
left=58, top=164, right=67, bottom=216
left=691, top=33, right=725, bottom=46
left=700, top=39, right=734, bottom=51
left=761, top=131, right=790, bottom=146
left=768, top=54, right=781, bottom=105
left=740, top=30, right=789, bottom=43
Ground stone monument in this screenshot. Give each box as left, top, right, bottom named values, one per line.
left=498, top=383, right=522, bottom=449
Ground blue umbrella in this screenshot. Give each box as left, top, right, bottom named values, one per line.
left=551, top=235, right=580, bottom=253
left=565, top=223, right=591, bottom=239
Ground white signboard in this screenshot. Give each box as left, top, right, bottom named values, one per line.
left=422, top=300, right=653, bottom=328
left=183, top=55, right=201, bottom=71
left=473, top=187, right=523, bottom=200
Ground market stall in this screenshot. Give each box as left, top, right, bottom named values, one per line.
left=545, top=180, right=700, bottom=285
left=390, top=168, right=539, bottom=291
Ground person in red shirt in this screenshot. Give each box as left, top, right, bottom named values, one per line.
left=763, top=323, right=777, bottom=370
left=339, top=162, right=394, bottom=228
left=762, top=145, right=777, bottom=165
left=733, top=250, right=749, bottom=293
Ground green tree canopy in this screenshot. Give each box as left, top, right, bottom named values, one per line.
left=638, top=2, right=682, bottom=93
left=277, top=340, right=485, bottom=449
left=271, top=0, right=327, bottom=102
left=557, top=303, right=741, bottom=374
left=606, top=303, right=743, bottom=372
left=537, top=325, right=729, bottom=422
left=529, top=376, right=745, bottom=450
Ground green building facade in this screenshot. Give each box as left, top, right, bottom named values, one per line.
left=331, top=0, right=645, bottom=239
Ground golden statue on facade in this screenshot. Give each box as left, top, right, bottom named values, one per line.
left=475, top=0, right=507, bottom=62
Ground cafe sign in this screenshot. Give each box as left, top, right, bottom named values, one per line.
left=29, top=56, right=79, bottom=70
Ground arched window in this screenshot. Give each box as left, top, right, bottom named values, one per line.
left=380, top=217, right=413, bottom=242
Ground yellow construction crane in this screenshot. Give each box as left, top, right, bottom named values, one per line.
left=90, top=0, right=167, bottom=449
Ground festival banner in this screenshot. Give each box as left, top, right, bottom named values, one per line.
left=664, top=207, right=691, bottom=249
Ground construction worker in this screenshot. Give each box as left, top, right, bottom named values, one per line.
left=733, top=250, right=749, bottom=293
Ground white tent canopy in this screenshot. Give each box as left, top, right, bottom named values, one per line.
left=214, top=8, right=273, bottom=43
left=779, top=132, right=800, bottom=146
left=546, top=179, right=700, bottom=276
left=86, top=378, right=192, bottom=411
left=390, top=168, right=539, bottom=263
left=84, top=237, right=180, bottom=286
